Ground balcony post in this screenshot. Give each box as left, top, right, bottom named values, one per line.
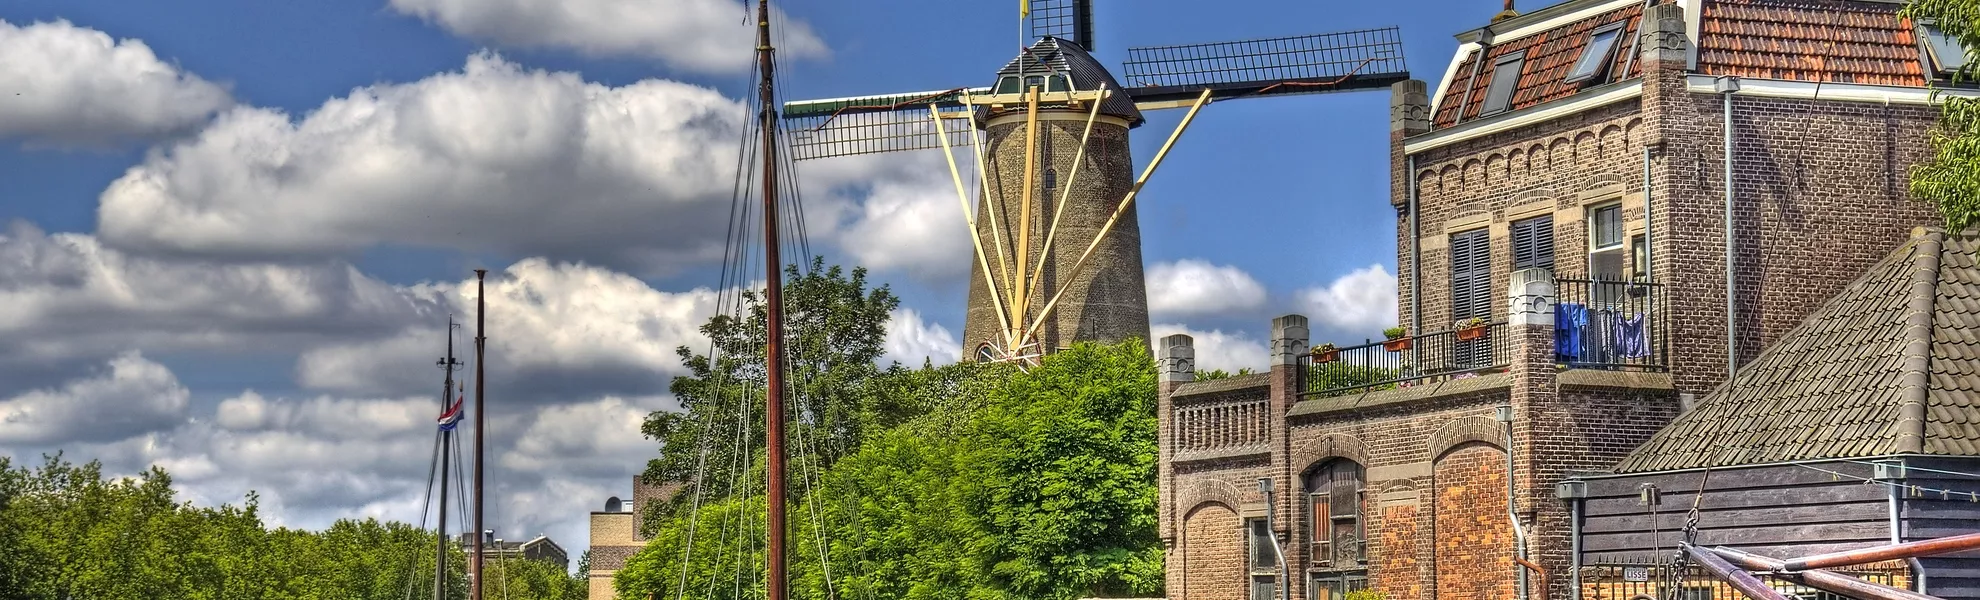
left=1156, top=333, right=1193, bottom=571
left=1508, top=268, right=1569, bottom=600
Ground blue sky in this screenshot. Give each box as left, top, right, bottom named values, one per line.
left=0, top=0, right=1511, bottom=563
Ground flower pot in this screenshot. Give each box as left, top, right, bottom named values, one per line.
left=1382, top=338, right=1411, bottom=352
left=1314, top=349, right=1339, bottom=363
left=1456, top=326, right=1487, bottom=341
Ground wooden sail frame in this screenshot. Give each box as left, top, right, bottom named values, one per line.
left=932, top=86, right=1211, bottom=360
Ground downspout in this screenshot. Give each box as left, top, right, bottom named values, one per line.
left=1410, top=154, right=1421, bottom=336
left=1259, top=478, right=1291, bottom=600
left=1643, top=146, right=1654, bottom=283
left=1716, top=76, right=1739, bottom=381
left=1501, top=405, right=1529, bottom=600
left=1571, top=496, right=1584, bottom=598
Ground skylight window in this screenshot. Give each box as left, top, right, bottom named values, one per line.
left=1919, top=21, right=1969, bottom=78
left=1566, top=23, right=1626, bottom=83
left=1480, top=51, right=1526, bottom=116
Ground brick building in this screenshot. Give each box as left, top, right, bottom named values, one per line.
left=1157, top=1, right=1973, bottom=599
left=587, top=477, right=676, bottom=600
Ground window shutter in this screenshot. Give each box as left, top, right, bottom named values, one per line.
left=1450, top=229, right=1491, bottom=321
left=1511, top=216, right=1554, bottom=271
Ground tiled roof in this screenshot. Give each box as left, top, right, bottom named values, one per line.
left=1696, top=0, right=1926, bottom=87
left=986, top=37, right=1144, bottom=126
left=1434, top=2, right=1645, bottom=128
left=1617, top=230, right=1980, bottom=473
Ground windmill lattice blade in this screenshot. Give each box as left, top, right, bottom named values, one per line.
left=783, top=89, right=988, bottom=160
left=1027, top=0, right=1094, bottom=50
left=1121, top=27, right=1408, bottom=106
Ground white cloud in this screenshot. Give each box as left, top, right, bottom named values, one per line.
left=296, top=258, right=719, bottom=400
left=0, top=222, right=433, bottom=372
left=387, top=0, right=827, bottom=73
left=0, top=351, right=188, bottom=445
left=1146, top=259, right=1266, bottom=319
left=1297, top=264, right=1398, bottom=338
left=1150, top=323, right=1267, bottom=375
left=881, top=308, right=958, bottom=367
left=96, top=53, right=747, bottom=272
left=834, top=167, right=971, bottom=280
left=0, top=19, right=231, bottom=146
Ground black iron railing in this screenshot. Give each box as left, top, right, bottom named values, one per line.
left=1554, top=278, right=1668, bottom=370
left=1297, top=322, right=1512, bottom=397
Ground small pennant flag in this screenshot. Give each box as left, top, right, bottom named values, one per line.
left=1020, top=0, right=1028, bottom=18
left=438, top=393, right=464, bottom=431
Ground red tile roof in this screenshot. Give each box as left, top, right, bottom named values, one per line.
left=1697, top=0, right=1925, bottom=87
left=1434, top=2, right=1645, bottom=128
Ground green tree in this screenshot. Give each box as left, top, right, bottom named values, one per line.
left=1903, top=0, right=1980, bottom=230
left=640, top=257, right=900, bottom=516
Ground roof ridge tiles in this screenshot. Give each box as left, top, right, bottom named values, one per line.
left=1897, top=229, right=1945, bottom=454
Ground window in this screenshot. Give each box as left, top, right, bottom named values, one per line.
left=1631, top=233, right=1648, bottom=278
left=1306, top=460, right=1366, bottom=567
left=975, top=343, right=996, bottom=363
left=1480, top=51, right=1527, bottom=116
left=1565, top=23, right=1626, bottom=83
left=1247, top=518, right=1278, bottom=600
left=995, top=76, right=1021, bottom=94
left=1589, top=204, right=1625, bottom=280
left=1247, top=518, right=1277, bottom=570
left=1511, top=215, right=1555, bottom=271
left=1919, top=20, right=1969, bottom=78
left=1450, top=228, right=1492, bottom=321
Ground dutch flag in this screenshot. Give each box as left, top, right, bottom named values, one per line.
left=438, top=393, right=464, bottom=431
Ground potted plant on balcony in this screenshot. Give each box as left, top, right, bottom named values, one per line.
left=1311, top=343, right=1339, bottom=363
left=1381, top=326, right=1410, bottom=352
left=1455, top=316, right=1488, bottom=341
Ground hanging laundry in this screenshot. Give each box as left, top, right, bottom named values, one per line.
left=1556, top=302, right=1586, bottom=361
left=1618, top=312, right=1648, bottom=359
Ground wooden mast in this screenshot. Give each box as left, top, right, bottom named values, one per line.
left=436, top=317, right=458, bottom=600
left=753, top=1, right=789, bottom=600
left=471, top=269, right=487, bottom=600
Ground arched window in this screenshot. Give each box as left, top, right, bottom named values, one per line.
left=975, top=343, right=997, bottom=363
left=1306, top=460, right=1368, bottom=599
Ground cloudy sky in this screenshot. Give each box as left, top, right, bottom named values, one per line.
left=0, top=0, right=1508, bottom=567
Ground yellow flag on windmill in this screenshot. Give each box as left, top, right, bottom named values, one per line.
left=1020, top=0, right=1028, bottom=17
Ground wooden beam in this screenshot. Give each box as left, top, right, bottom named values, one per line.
left=930, top=104, right=1014, bottom=347
left=1026, top=86, right=1109, bottom=307
left=1024, top=88, right=1212, bottom=341
left=1683, top=543, right=1791, bottom=600
left=970, top=89, right=1106, bottom=105
left=1012, top=85, right=1040, bottom=351
left=961, top=92, right=1016, bottom=321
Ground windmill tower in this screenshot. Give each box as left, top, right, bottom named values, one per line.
left=783, top=0, right=1409, bottom=362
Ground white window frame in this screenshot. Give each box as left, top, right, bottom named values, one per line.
left=1565, top=21, right=1627, bottom=83
left=1588, top=202, right=1626, bottom=280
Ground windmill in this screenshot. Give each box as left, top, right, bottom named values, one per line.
left=783, top=0, right=1408, bottom=362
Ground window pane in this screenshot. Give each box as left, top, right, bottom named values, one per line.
left=1632, top=233, right=1648, bottom=277
left=1311, top=577, right=1343, bottom=600
left=1252, top=577, right=1277, bottom=600
left=1925, top=25, right=1968, bottom=74
left=1481, top=54, right=1525, bottom=115
left=1249, top=519, right=1276, bottom=569
left=1568, top=27, right=1622, bottom=81
left=1592, top=205, right=1622, bottom=248
left=1311, top=494, right=1329, bottom=542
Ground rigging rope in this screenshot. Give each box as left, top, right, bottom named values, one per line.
left=1662, top=468, right=1710, bottom=600
left=400, top=430, right=444, bottom=600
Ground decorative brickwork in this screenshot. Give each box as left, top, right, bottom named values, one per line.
left=1288, top=433, right=1370, bottom=473
left=1433, top=441, right=1515, bottom=600
left=1375, top=502, right=1422, bottom=600
left=1427, top=415, right=1507, bottom=459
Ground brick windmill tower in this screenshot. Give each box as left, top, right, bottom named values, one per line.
left=784, top=0, right=1409, bottom=362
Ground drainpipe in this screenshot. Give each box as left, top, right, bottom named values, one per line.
left=1876, top=459, right=1930, bottom=594
left=1409, top=154, right=1421, bottom=336
left=1558, top=480, right=1590, bottom=600
left=1716, top=75, right=1740, bottom=382
left=1259, top=478, right=1290, bottom=600
left=1642, top=146, right=1654, bottom=283
left=1501, top=405, right=1529, bottom=600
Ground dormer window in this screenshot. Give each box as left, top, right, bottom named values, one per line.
left=1565, top=22, right=1626, bottom=83
left=1480, top=51, right=1526, bottom=116
left=1918, top=20, right=1968, bottom=79
left=995, top=76, right=1021, bottom=94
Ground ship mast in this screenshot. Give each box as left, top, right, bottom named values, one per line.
left=754, top=1, right=789, bottom=599
left=436, top=318, right=461, bottom=600
left=471, top=269, right=488, bottom=600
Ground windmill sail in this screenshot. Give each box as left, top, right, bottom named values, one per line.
left=1121, top=27, right=1409, bottom=107
left=1027, top=0, right=1094, bottom=50
left=784, top=88, right=986, bottom=160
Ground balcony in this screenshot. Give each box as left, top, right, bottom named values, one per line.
left=1296, top=322, right=1513, bottom=397
left=1553, top=278, right=1666, bottom=370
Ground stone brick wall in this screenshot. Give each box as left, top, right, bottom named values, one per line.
left=1180, top=503, right=1246, bottom=600
left=962, top=111, right=1147, bottom=356
left=1433, top=441, right=1515, bottom=600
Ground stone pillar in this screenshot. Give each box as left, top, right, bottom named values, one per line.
left=1156, top=333, right=1193, bottom=598
left=1268, top=315, right=1308, bottom=600
left=1392, top=79, right=1431, bottom=336
left=1507, top=268, right=1568, bottom=599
